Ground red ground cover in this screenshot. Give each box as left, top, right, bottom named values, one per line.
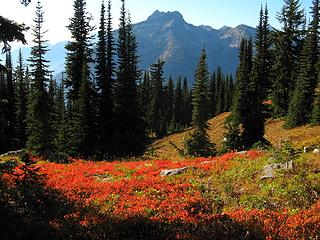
left=2, top=150, right=319, bottom=239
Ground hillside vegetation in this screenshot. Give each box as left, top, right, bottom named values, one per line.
left=0, top=148, right=319, bottom=239
left=148, top=113, right=320, bottom=159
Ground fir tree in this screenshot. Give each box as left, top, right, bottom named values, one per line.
left=272, top=0, right=306, bottom=117
left=0, top=15, right=27, bottom=54
left=242, top=6, right=271, bottom=146
left=95, top=0, right=114, bottom=158
left=173, top=77, right=183, bottom=130
left=224, top=39, right=253, bottom=150
left=4, top=50, right=16, bottom=150
left=182, top=78, right=192, bottom=126
left=166, top=75, right=174, bottom=130
left=223, top=75, right=230, bottom=113
left=65, top=0, right=94, bottom=101
left=53, top=77, right=68, bottom=157
left=224, top=74, right=234, bottom=112
left=0, top=70, right=8, bottom=153
left=139, top=70, right=151, bottom=119
left=149, top=59, right=165, bottom=137
left=311, top=83, right=320, bottom=125
left=26, top=0, right=53, bottom=156
left=14, top=49, right=28, bottom=148
left=215, top=66, right=224, bottom=115
left=77, top=63, right=98, bottom=157
left=286, top=0, right=319, bottom=128
left=208, top=72, right=216, bottom=117
left=185, top=47, right=216, bottom=157
left=65, top=0, right=96, bottom=157
left=106, top=0, right=115, bottom=86
left=113, top=0, right=148, bottom=157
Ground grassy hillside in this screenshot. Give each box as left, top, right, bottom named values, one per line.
left=148, top=112, right=320, bottom=159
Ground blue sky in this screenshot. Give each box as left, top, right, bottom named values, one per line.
left=2, top=0, right=314, bottom=46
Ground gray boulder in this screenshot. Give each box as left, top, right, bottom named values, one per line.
left=260, top=161, right=293, bottom=180
left=160, top=167, right=190, bottom=176
left=237, top=151, right=247, bottom=155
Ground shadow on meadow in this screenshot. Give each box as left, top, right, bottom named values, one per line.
left=0, top=158, right=262, bottom=240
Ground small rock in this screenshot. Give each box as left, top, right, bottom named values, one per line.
left=303, top=147, right=309, bottom=153
left=160, top=167, right=190, bottom=176
left=313, top=148, right=320, bottom=154
left=260, top=165, right=274, bottom=179
left=260, top=161, right=293, bottom=180
left=200, top=161, right=213, bottom=165
left=237, top=151, right=247, bottom=155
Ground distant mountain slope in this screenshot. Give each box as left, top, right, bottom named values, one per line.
left=11, top=11, right=256, bottom=84
left=133, top=11, right=256, bottom=82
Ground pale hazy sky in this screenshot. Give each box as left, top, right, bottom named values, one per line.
left=1, top=0, right=313, bottom=47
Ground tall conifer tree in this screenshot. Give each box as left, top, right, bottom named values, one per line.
left=272, top=0, right=305, bottom=117
left=149, top=59, right=165, bottom=137
left=215, top=66, right=224, bottom=115
left=286, top=0, right=320, bottom=128
left=14, top=49, right=28, bottom=148
left=173, top=77, right=183, bottom=130
left=208, top=72, right=216, bottom=117
left=166, top=75, right=174, bottom=130
left=311, top=83, right=320, bottom=125
left=185, top=47, right=216, bottom=157
left=224, top=39, right=253, bottom=150
left=26, top=0, right=53, bottom=156
left=65, top=0, right=96, bottom=157
left=114, top=0, right=148, bottom=157
left=139, top=70, right=151, bottom=119
left=243, top=6, right=271, bottom=146
left=182, top=78, right=192, bottom=126
left=95, top=0, right=114, bottom=158
left=53, top=79, right=68, bottom=156
left=5, top=50, right=16, bottom=150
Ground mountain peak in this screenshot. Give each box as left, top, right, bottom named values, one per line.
left=147, top=10, right=185, bottom=23
left=147, top=10, right=164, bottom=20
